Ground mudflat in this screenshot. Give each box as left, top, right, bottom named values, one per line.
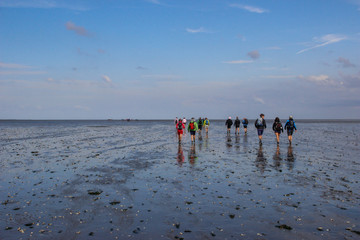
left=0, top=120, right=359, bottom=240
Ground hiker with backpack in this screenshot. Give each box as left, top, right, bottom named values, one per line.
left=255, top=113, right=266, bottom=144
left=242, top=118, right=249, bottom=134
left=225, top=117, right=233, bottom=135
left=176, top=118, right=186, bottom=143
left=272, top=117, right=283, bottom=145
left=284, top=116, right=297, bottom=145
left=204, top=118, right=210, bottom=135
left=234, top=117, right=241, bottom=135
left=187, top=117, right=199, bottom=142
left=197, top=117, right=203, bottom=134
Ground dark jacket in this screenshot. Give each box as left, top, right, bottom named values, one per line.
left=226, top=119, right=233, bottom=128
left=234, top=119, right=241, bottom=128
left=272, top=121, right=283, bottom=132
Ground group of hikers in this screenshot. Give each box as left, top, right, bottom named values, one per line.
left=175, top=117, right=210, bottom=143
left=226, top=114, right=297, bottom=145
left=175, top=114, right=297, bottom=145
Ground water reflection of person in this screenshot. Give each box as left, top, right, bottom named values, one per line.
left=235, top=134, right=240, bottom=151
left=188, top=143, right=197, bottom=165
left=272, top=145, right=282, bottom=171
left=226, top=134, right=232, bottom=149
left=177, top=143, right=185, bottom=166
left=286, top=145, right=295, bottom=170
left=255, top=145, right=267, bottom=174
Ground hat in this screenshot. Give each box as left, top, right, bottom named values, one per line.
left=289, top=115, right=293, bottom=119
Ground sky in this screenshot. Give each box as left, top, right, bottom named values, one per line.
left=1, top=0, right=360, bottom=120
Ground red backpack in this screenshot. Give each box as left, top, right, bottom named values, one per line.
left=189, top=122, right=195, bottom=130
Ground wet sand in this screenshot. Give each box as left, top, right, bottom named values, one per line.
left=0, top=120, right=359, bottom=239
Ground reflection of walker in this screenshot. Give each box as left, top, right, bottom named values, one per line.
left=177, top=144, right=185, bottom=166
left=188, top=144, right=197, bottom=165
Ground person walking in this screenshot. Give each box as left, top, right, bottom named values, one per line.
left=225, top=117, right=233, bottom=134
left=284, top=116, right=297, bottom=145
left=176, top=118, right=185, bottom=143
left=255, top=113, right=266, bottom=144
left=204, top=118, right=210, bottom=135
left=234, top=117, right=241, bottom=135
left=174, top=117, right=178, bottom=126
left=197, top=117, right=203, bottom=134
left=187, top=117, right=199, bottom=142
left=272, top=117, right=283, bottom=145
left=242, top=118, right=249, bottom=134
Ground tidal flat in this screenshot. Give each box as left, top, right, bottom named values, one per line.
left=0, top=120, right=359, bottom=240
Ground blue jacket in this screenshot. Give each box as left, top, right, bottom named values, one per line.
left=284, top=119, right=297, bottom=130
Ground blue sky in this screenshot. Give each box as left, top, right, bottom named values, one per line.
left=1, top=0, right=360, bottom=119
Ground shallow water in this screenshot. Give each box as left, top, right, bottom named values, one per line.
left=0, top=120, right=359, bottom=240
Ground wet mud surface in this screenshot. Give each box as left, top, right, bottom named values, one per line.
left=0, top=120, right=359, bottom=239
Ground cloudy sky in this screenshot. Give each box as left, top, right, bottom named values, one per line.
left=1, top=0, right=359, bottom=119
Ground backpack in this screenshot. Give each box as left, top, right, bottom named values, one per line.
left=275, top=122, right=282, bottom=131
left=177, top=122, right=183, bottom=130
left=288, top=120, right=294, bottom=129
left=256, top=118, right=263, bottom=127
left=205, top=120, right=209, bottom=125
left=244, top=119, right=248, bottom=125
left=189, top=122, right=195, bottom=130
left=198, top=119, right=203, bottom=126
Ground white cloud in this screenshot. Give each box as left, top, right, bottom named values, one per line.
left=298, top=74, right=339, bottom=86
left=0, top=71, right=46, bottom=75
left=297, top=34, right=347, bottom=54
left=229, top=4, right=268, bottom=13
left=141, top=74, right=182, bottom=80
left=223, top=60, right=253, bottom=64
left=254, top=96, right=265, bottom=104
left=0, top=0, right=88, bottom=10
left=102, top=75, right=112, bottom=83
left=0, top=62, right=31, bottom=69
left=186, top=27, right=209, bottom=34
left=262, top=75, right=296, bottom=79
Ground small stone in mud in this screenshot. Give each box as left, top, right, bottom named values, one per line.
left=89, top=232, right=94, bottom=236
left=109, top=201, right=121, bottom=205
left=24, top=223, right=34, bottom=227
left=210, top=231, right=216, bottom=236
left=275, top=224, right=292, bottom=230
left=317, top=227, right=324, bottom=231
left=87, top=190, right=103, bottom=195
left=185, top=201, right=193, bottom=205
left=229, top=214, right=235, bottom=219
left=133, top=227, right=141, bottom=234
left=5, top=227, right=13, bottom=230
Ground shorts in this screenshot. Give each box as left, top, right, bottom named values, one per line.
left=287, top=129, right=294, bottom=136
left=274, top=130, right=281, bottom=134
left=205, top=125, right=209, bottom=129
left=198, top=125, right=203, bottom=130
left=177, top=129, right=183, bottom=135
left=190, top=131, right=196, bottom=136
left=257, top=129, right=264, bottom=136
left=243, top=125, right=248, bottom=129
